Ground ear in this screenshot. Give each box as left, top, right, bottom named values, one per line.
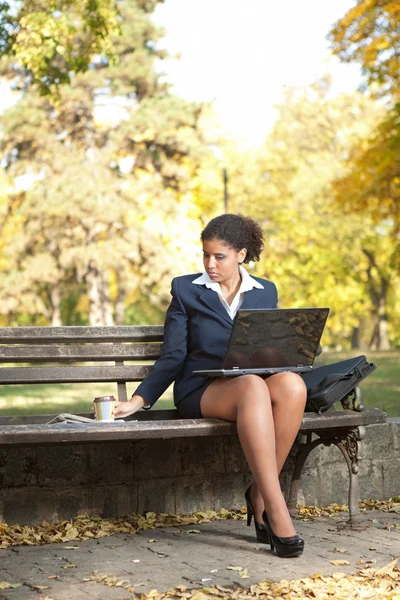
left=238, top=248, right=247, bottom=264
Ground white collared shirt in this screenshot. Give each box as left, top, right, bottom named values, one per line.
left=192, top=265, right=264, bottom=320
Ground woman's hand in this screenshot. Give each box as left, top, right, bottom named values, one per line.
left=113, top=394, right=147, bottom=419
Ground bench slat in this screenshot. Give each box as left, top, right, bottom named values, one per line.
left=0, top=419, right=236, bottom=444
left=299, top=407, right=386, bottom=429
left=0, top=365, right=152, bottom=384
left=0, top=344, right=162, bottom=363
left=0, top=409, right=387, bottom=446
left=0, top=326, right=164, bottom=344
left=0, top=407, right=387, bottom=427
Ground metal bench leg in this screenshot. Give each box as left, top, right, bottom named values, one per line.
left=287, top=437, right=325, bottom=516
left=335, top=426, right=366, bottom=529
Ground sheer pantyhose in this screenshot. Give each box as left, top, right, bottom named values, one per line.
left=200, top=372, right=307, bottom=538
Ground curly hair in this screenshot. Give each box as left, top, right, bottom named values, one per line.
left=201, top=214, right=264, bottom=263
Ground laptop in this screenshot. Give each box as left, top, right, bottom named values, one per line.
left=193, top=308, right=329, bottom=377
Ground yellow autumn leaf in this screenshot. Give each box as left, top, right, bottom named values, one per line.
left=31, top=585, right=51, bottom=590
left=0, top=582, right=20, bottom=590
left=186, top=529, right=201, bottom=534
left=190, top=593, right=210, bottom=600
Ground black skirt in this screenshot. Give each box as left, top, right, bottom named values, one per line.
left=175, top=378, right=214, bottom=419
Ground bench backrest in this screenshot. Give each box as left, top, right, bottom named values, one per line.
left=0, top=326, right=164, bottom=401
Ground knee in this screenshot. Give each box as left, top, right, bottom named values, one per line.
left=271, top=372, right=307, bottom=405
left=235, top=374, right=271, bottom=407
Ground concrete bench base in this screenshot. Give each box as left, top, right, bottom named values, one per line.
left=1, top=417, right=398, bottom=526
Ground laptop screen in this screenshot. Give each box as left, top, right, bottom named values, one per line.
left=223, top=308, right=329, bottom=369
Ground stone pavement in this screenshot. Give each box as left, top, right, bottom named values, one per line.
left=0, top=510, right=399, bottom=599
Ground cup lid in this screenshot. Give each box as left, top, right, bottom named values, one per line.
left=94, top=396, right=116, bottom=402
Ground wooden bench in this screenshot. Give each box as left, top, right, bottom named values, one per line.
left=0, top=326, right=386, bottom=527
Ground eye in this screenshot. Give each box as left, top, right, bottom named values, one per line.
left=216, top=255, right=225, bottom=260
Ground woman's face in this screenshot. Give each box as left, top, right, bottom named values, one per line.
left=202, top=238, right=246, bottom=284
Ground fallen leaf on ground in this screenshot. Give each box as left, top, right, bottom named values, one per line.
left=30, top=584, right=51, bottom=590
left=186, top=529, right=201, bottom=534
left=83, top=572, right=135, bottom=593
left=126, top=559, right=400, bottom=599
left=0, top=499, right=397, bottom=549
left=331, top=559, right=350, bottom=565
left=0, top=582, right=21, bottom=590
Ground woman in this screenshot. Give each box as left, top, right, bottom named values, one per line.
left=115, top=214, right=307, bottom=558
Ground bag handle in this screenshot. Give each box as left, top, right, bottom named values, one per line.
left=308, top=372, right=351, bottom=398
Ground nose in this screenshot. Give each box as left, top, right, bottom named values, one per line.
left=207, top=256, right=217, bottom=269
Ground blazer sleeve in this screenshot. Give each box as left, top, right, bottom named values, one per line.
left=133, top=277, right=188, bottom=407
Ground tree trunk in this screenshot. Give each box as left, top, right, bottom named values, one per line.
left=369, top=297, right=391, bottom=351
left=351, top=326, right=360, bottom=349
left=363, top=249, right=392, bottom=351
left=50, top=286, right=62, bottom=326
left=86, top=260, right=114, bottom=326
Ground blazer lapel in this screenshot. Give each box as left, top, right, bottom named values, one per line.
left=240, top=288, right=266, bottom=310
left=198, top=287, right=233, bottom=325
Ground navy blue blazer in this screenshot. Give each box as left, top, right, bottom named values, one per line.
left=134, top=273, right=278, bottom=409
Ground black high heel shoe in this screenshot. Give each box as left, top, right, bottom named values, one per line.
left=244, top=485, right=271, bottom=544
left=262, top=510, right=304, bottom=558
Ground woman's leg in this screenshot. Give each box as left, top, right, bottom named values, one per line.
left=200, top=372, right=306, bottom=537
left=250, top=372, right=307, bottom=524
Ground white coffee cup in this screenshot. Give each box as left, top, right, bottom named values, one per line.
left=93, top=395, right=116, bottom=421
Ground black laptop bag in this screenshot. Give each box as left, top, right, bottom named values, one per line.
left=302, top=355, right=377, bottom=413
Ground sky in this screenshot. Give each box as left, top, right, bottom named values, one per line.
left=152, top=0, right=362, bottom=147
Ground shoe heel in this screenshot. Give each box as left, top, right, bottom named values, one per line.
left=245, top=485, right=271, bottom=545
left=246, top=500, right=253, bottom=526
left=245, top=485, right=253, bottom=526
left=262, top=511, right=304, bottom=558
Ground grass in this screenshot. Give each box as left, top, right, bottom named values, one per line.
left=0, top=352, right=398, bottom=417
left=0, top=380, right=175, bottom=417
left=322, top=350, right=399, bottom=418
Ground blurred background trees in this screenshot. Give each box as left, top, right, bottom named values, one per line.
left=0, top=0, right=399, bottom=350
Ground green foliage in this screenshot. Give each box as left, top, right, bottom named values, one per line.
left=0, top=0, right=205, bottom=326
left=329, top=0, right=400, bottom=284
left=220, top=81, right=398, bottom=349
left=0, top=1, right=398, bottom=350
left=0, top=0, right=124, bottom=95
left=332, top=104, right=400, bottom=236
left=329, top=0, right=400, bottom=99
